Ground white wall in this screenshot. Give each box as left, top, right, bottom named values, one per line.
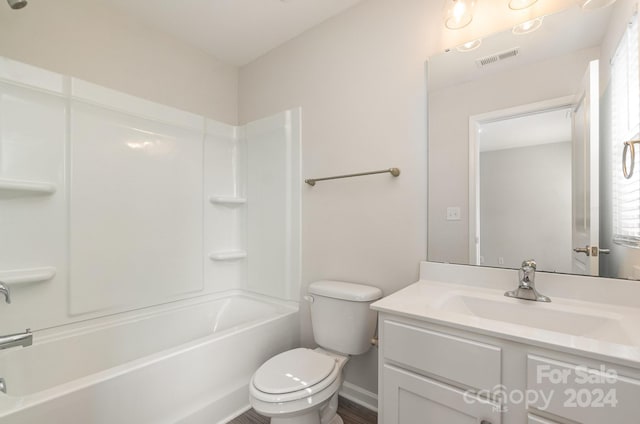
left=480, top=142, right=572, bottom=273
left=428, top=47, right=599, bottom=265
left=0, top=0, right=238, bottom=124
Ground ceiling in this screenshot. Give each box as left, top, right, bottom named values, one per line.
left=98, top=0, right=365, bottom=67
left=479, top=108, right=572, bottom=152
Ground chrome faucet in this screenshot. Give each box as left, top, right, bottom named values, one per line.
left=0, top=281, right=10, bottom=304
left=0, top=329, right=32, bottom=396
left=0, top=329, right=32, bottom=350
left=0, top=286, right=30, bottom=396
left=505, top=260, right=551, bottom=302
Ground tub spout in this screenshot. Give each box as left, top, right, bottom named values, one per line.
left=0, top=281, right=10, bottom=304
left=0, top=329, right=32, bottom=350
left=0, top=378, right=5, bottom=394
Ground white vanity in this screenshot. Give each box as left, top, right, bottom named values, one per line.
left=372, top=262, right=640, bottom=424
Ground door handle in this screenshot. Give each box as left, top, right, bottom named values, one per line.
left=573, top=246, right=591, bottom=256
left=573, top=246, right=610, bottom=256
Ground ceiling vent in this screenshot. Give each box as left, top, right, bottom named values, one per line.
left=475, top=47, right=520, bottom=68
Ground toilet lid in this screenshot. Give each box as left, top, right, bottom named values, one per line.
left=253, top=348, right=336, bottom=394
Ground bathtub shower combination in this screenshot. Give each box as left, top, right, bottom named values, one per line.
left=0, top=57, right=301, bottom=423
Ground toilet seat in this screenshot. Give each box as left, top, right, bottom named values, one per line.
left=254, top=348, right=336, bottom=394
left=250, top=348, right=344, bottom=403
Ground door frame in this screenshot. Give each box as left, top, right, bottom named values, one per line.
left=468, top=95, right=575, bottom=265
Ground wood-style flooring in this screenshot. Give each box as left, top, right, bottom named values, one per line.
left=228, top=396, right=377, bottom=424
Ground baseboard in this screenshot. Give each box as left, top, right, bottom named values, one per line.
left=339, top=381, right=378, bottom=412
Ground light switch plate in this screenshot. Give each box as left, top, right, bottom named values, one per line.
left=446, top=207, right=461, bottom=221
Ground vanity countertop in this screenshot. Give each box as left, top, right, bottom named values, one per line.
left=372, top=263, right=640, bottom=369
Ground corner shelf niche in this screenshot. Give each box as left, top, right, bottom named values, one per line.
left=0, top=178, right=57, bottom=198
left=0, top=267, right=57, bottom=285
left=208, top=251, right=247, bottom=261
left=209, top=196, right=247, bottom=205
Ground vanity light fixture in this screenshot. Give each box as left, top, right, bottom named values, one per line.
left=508, top=0, right=538, bottom=10
left=6, top=0, right=27, bottom=10
left=513, top=16, right=544, bottom=34
left=456, top=38, right=482, bottom=52
left=444, top=0, right=477, bottom=30
left=577, top=0, right=617, bottom=9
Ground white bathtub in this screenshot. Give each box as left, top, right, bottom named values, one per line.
left=0, top=293, right=299, bottom=424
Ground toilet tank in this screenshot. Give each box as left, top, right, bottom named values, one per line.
left=308, top=280, right=383, bottom=355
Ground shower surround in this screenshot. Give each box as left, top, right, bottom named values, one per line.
left=0, top=56, right=301, bottom=423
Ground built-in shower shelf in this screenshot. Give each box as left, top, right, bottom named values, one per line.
left=0, top=267, right=56, bottom=285
left=0, top=178, right=57, bottom=197
left=208, top=251, right=247, bottom=261
left=209, top=196, right=247, bottom=205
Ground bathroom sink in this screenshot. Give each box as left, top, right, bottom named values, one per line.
left=371, top=264, right=640, bottom=366
left=438, top=293, right=636, bottom=346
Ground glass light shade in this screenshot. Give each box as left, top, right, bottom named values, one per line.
left=444, top=0, right=477, bottom=30
left=513, top=16, right=544, bottom=35
left=509, top=0, right=538, bottom=10
left=577, top=0, right=617, bottom=9
left=456, top=39, right=482, bottom=52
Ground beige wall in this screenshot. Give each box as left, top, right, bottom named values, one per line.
left=238, top=0, right=576, bottom=395
left=240, top=0, right=434, bottom=393
left=0, top=0, right=238, bottom=123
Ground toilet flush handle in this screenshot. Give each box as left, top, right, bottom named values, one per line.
left=303, top=295, right=314, bottom=303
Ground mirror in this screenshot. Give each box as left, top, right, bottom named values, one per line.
left=427, top=1, right=640, bottom=279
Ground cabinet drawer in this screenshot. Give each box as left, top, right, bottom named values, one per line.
left=527, top=355, right=640, bottom=424
left=527, top=414, right=561, bottom=424
left=383, top=320, right=501, bottom=391
left=383, top=364, right=501, bottom=424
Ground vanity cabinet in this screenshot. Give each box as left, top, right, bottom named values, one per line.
left=378, top=314, right=640, bottom=424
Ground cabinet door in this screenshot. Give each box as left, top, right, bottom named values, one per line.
left=383, top=364, right=502, bottom=424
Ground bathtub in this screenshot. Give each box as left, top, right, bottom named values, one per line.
left=0, top=292, right=299, bottom=424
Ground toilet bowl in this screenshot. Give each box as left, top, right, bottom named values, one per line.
left=249, top=280, right=382, bottom=424
left=250, top=348, right=348, bottom=424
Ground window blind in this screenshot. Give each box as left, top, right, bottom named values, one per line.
left=612, top=14, right=640, bottom=247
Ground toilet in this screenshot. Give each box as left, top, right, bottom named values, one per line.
left=249, top=280, right=382, bottom=424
